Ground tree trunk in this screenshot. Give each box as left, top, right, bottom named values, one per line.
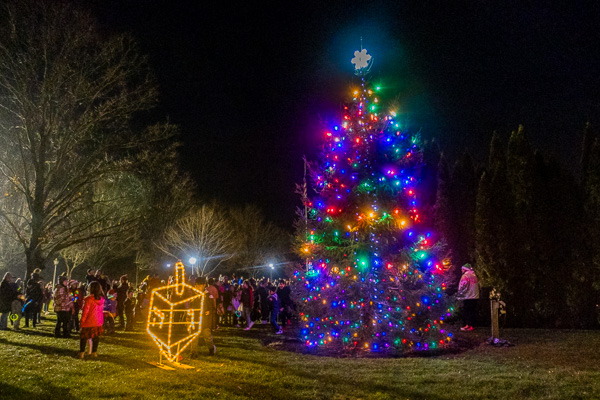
left=25, top=246, right=44, bottom=280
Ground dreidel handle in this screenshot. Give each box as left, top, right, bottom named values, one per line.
left=175, top=260, right=186, bottom=296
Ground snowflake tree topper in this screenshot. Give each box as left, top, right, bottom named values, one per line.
left=351, top=48, right=372, bottom=76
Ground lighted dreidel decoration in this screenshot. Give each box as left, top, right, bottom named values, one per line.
left=147, top=261, right=204, bottom=368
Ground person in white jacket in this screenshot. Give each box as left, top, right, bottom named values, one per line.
left=457, top=264, right=479, bottom=331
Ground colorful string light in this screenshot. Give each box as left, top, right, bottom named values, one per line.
left=297, top=72, right=453, bottom=353
left=147, top=261, right=205, bottom=363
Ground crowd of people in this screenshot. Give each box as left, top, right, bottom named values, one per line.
left=0, top=267, right=296, bottom=358
left=177, top=274, right=295, bottom=334
left=138, top=273, right=295, bottom=335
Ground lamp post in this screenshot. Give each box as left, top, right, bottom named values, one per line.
left=189, top=257, right=197, bottom=276
left=52, top=258, right=59, bottom=287
left=269, top=263, right=274, bottom=281
left=134, top=261, right=138, bottom=288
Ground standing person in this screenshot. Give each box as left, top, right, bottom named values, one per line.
left=103, top=286, right=117, bottom=334
left=207, top=278, right=221, bottom=329
left=24, top=269, right=43, bottom=328
left=53, top=275, right=73, bottom=338
left=257, top=279, right=270, bottom=324
left=98, top=273, right=110, bottom=296
left=206, top=278, right=218, bottom=308
left=69, top=281, right=82, bottom=333
left=241, top=280, right=254, bottom=330
left=124, top=289, right=135, bottom=331
left=250, top=278, right=260, bottom=321
left=231, top=284, right=242, bottom=327
left=115, top=275, right=129, bottom=330
left=11, top=278, right=24, bottom=331
left=268, top=285, right=283, bottom=334
left=276, top=280, right=292, bottom=328
left=136, top=282, right=149, bottom=323
left=85, top=269, right=96, bottom=285
left=221, top=276, right=233, bottom=326
left=191, top=277, right=217, bottom=357
left=457, top=263, right=480, bottom=331
left=79, top=281, right=105, bottom=359
left=42, top=282, right=52, bottom=315
left=0, top=272, right=18, bottom=330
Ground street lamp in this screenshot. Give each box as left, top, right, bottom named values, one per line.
left=189, top=257, right=197, bottom=276
left=52, top=258, right=59, bottom=287
left=269, top=263, right=274, bottom=281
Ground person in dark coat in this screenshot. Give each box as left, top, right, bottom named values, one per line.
left=0, top=272, right=18, bottom=330
left=25, top=269, right=43, bottom=328
left=97, top=272, right=110, bottom=296
left=268, top=285, right=283, bottom=334
left=240, top=280, right=254, bottom=330
left=256, top=279, right=270, bottom=324
left=250, top=278, right=260, bottom=321
left=123, top=289, right=135, bottom=331
left=191, top=277, right=216, bottom=357
left=221, top=276, right=233, bottom=326
left=276, top=280, right=293, bottom=327
left=115, top=275, right=129, bottom=329
left=85, top=269, right=97, bottom=285
left=69, top=281, right=82, bottom=332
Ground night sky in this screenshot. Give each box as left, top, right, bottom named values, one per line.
left=90, top=1, right=600, bottom=229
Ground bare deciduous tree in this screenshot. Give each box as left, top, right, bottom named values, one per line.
left=0, top=0, right=175, bottom=276
left=157, top=204, right=236, bottom=277
left=228, top=205, right=290, bottom=277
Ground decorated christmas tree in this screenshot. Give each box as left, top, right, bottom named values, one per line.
left=295, top=48, right=454, bottom=354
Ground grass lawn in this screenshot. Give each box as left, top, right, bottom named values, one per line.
left=0, top=315, right=599, bottom=400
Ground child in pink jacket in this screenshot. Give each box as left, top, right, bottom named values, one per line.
left=78, top=281, right=105, bottom=359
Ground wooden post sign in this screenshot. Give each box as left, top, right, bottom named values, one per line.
left=490, top=299, right=500, bottom=338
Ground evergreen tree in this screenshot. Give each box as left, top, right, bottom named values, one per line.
left=450, top=153, right=478, bottom=274
left=580, top=122, right=595, bottom=186
left=295, top=50, right=453, bottom=353
left=470, top=125, right=599, bottom=328
left=487, top=132, right=513, bottom=287
left=434, top=154, right=453, bottom=260
left=480, top=132, right=527, bottom=325
left=583, top=139, right=600, bottom=323
left=532, top=153, right=588, bottom=326
left=489, top=131, right=506, bottom=170
left=421, top=139, right=442, bottom=212
left=475, top=170, right=495, bottom=284
left=506, top=125, right=538, bottom=325
left=507, top=125, right=534, bottom=211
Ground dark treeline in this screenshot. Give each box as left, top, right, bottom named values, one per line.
left=427, top=123, right=600, bottom=329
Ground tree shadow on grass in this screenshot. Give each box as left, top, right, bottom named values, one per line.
left=0, top=337, right=75, bottom=357
left=0, top=377, right=73, bottom=400
left=13, top=329, right=55, bottom=338
left=198, top=352, right=449, bottom=400
left=82, top=353, right=155, bottom=368
left=0, top=337, right=152, bottom=368
left=101, top=334, right=155, bottom=351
